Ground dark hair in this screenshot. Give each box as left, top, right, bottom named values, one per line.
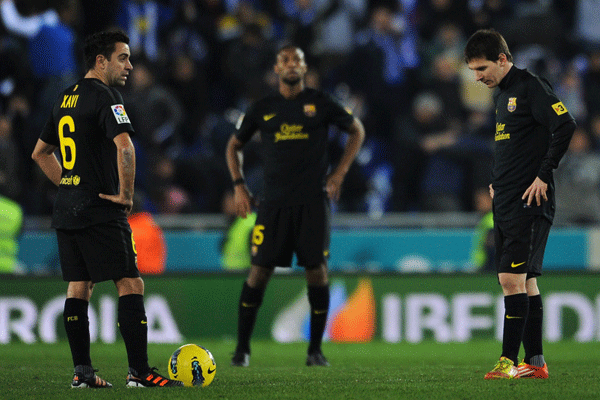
left=83, top=30, right=130, bottom=71
left=276, top=43, right=302, bottom=56
left=464, top=29, right=512, bottom=63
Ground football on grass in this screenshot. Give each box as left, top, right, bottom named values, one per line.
left=168, top=343, right=216, bottom=387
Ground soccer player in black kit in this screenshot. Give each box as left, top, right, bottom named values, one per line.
left=31, top=31, right=182, bottom=388
left=464, top=29, right=576, bottom=380
left=226, top=45, right=365, bottom=367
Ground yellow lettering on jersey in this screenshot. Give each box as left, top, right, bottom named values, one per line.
left=60, top=95, right=79, bottom=109
left=552, top=101, right=568, bottom=115
left=274, top=123, right=309, bottom=142
left=495, top=122, right=510, bottom=141
left=59, top=175, right=81, bottom=186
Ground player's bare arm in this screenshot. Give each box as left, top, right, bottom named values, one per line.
left=522, top=176, right=548, bottom=206
left=226, top=134, right=254, bottom=218
left=31, top=138, right=61, bottom=186
left=99, top=132, right=135, bottom=213
left=326, top=117, right=365, bottom=201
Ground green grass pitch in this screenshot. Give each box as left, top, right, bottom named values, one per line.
left=0, top=340, right=598, bottom=399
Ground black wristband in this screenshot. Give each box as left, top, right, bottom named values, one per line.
left=233, top=178, right=245, bottom=186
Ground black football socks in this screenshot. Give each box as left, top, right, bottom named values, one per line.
left=236, top=282, right=265, bottom=355
left=118, top=294, right=150, bottom=375
left=64, top=297, right=92, bottom=367
left=523, top=294, right=545, bottom=366
left=307, top=284, right=330, bottom=355
left=501, top=293, right=529, bottom=365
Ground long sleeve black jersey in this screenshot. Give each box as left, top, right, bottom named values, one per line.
left=492, top=66, right=576, bottom=222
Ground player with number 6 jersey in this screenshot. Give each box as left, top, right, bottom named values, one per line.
left=39, top=77, right=135, bottom=229
left=32, top=30, right=182, bottom=389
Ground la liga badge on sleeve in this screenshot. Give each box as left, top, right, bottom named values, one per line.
left=111, top=104, right=131, bottom=124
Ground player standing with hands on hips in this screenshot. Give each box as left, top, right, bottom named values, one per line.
left=226, top=44, right=365, bottom=367
left=31, top=30, right=182, bottom=388
left=464, top=29, right=576, bottom=380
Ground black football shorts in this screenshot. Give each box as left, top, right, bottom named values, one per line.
left=57, top=217, right=140, bottom=283
left=251, top=199, right=330, bottom=269
left=493, top=215, right=551, bottom=279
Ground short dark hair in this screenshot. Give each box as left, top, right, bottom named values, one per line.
left=83, top=30, right=130, bottom=71
left=276, top=43, right=302, bottom=57
left=464, top=29, right=512, bottom=63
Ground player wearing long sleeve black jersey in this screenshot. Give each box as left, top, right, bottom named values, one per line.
left=465, top=29, right=576, bottom=380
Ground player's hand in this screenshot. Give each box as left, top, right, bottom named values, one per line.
left=522, top=177, right=548, bottom=206
left=234, top=185, right=254, bottom=218
left=489, top=184, right=494, bottom=199
left=99, top=193, right=133, bottom=214
left=326, top=173, right=344, bottom=202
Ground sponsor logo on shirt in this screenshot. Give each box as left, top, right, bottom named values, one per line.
left=275, top=123, right=309, bottom=142
left=552, top=101, right=568, bottom=115
left=60, top=175, right=81, bottom=186
left=263, top=113, right=276, bottom=121
left=111, top=104, right=131, bottom=124
left=495, top=122, right=510, bottom=141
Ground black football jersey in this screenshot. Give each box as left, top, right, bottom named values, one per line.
left=236, top=88, right=354, bottom=206
left=492, top=66, right=575, bottom=222
left=39, top=78, right=135, bottom=229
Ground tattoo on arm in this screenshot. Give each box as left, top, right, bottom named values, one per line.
left=118, top=146, right=135, bottom=200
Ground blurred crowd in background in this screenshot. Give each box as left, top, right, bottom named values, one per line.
left=1, top=0, right=600, bottom=226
